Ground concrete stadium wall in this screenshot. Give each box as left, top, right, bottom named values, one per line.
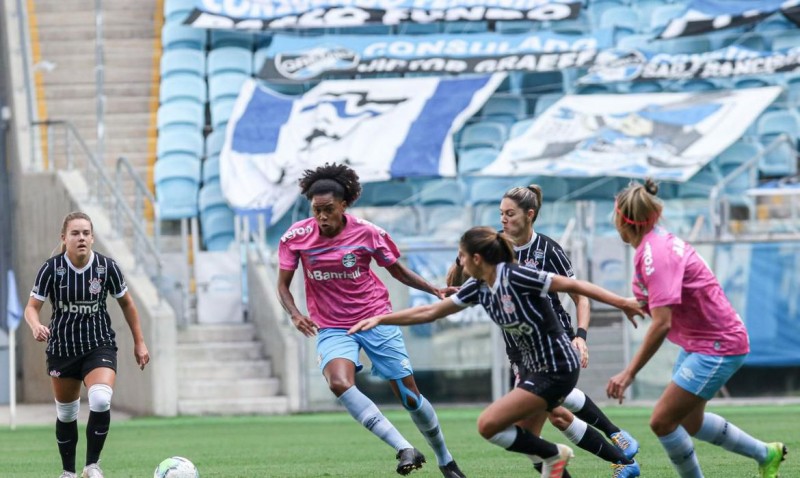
left=11, top=170, right=179, bottom=416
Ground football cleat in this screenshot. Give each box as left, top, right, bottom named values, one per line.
left=439, top=460, right=466, bottom=478
left=610, top=430, right=640, bottom=461
left=396, top=448, right=426, bottom=475
left=759, top=442, right=787, bottom=478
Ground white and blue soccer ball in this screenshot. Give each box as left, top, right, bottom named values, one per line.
left=153, top=456, right=199, bottom=478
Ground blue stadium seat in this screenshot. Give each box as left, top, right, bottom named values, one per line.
left=599, top=7, right=641, bottom=38
left=660, top=199, right=693, bottom=236
left=211, top=98, right=237, bottom=130
left=589, top=0, right=629, bottom=27
left=571, top=177, right=621, bottom=201
left=495, top=20, right=535, bottom=34
left=660, top=36, right=711, bottom=54
left=458, top=148, right=497, bottom=175
left=517, top=71, right=564, bottom=95
left=155, top=155, right=202, bottom=219
left=203, top=154, right=220, bottom=185
left=208, top=72, right=249, bottom=103
left=481, top=95, right=527, bottom=128
left=534, top=176, right=570, bottom=201
left=417, top=179, right=464, bottom=206
left=397, top=23, right=441, bottom=34
left=359, top=180, right=415, bottom=206
left=161, top=49, right=205, bottom=78
left=625, top=81, right=665, bottom=93
left=442, top=21, right=489, bottom=33
left=157, top=101, right=205, bottom=132
left=648, top=4, right=688, bottom=34
left=679, top=79, right=719, bottom=92
left=459, top=122, right=508, bottom=151
left=162, top=23, right=207, bottom=51
left=592, top=200, right=618, bottom=236
left=722, top=32, right=768, bottom=51
left=202, top=211, right=236, bottom=251
left=160, top=75, right=207, bottom=105
left=734, top=76, right=774, bottom=89
left=210, top=30, right=255, bottom=50
left=466, top=177, right=520, bottom=205
left=422, top=205, right=468, bottom=239
left=533, top=93, right=564, bottom=117
left=758, top=110, right=800, bottom=144
left=254, top=32, right=273, bottom=49
left=476, top=204, right=502, bottom=230
left=510, top=118, right=535, bottom=138
left=717, top=141, right=762, bottom=176
left=576, top=84, right=614, bottom=94
left=164, top=0, right=196, bottom=23
left=207, top=47, right=253, bottom=76
left=205, top=129, right=226, bottom=158
left=634, top=0, right=665, bottom=21
left=617, top=34, right=656, bottom=52
left=157, top=130, right=204, bottom=158
left=677, top=167, right=721, bottom=199
left=771, top=31, right=800, bottom=51
left=550, top=12, right=591, bottom=35
left=754, top=13, right=795, bottom=33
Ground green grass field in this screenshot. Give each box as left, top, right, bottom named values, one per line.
left=1, top=404, right=796, bottom=477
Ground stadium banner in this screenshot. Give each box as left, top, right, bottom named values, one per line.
left=259, top=31, right=610, bottom=82
left=185, top=0, right=582, bottom=30
left=480, top=87, right=781, bottom=182
left=658, top=0, right=800, bottom=40
left=220, top=75, right=504, bottom=221
left=716, top=241, right=800, bottom=366
left=580, top=45, right=800, bottom=84
left=746, top=175, right=800, bottom=196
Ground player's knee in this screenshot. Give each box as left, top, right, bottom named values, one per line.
left=561, top=388, right=586, bottom=412
left=55, top=398, right=80, bottom=422
left=476, top=412, right=502, bottom=439
left=393, top=379, right=421, bottom=410
left=649, top=413, right=676, bottom=437
left=327, top=377, right=354, bottom=396
left=548, top=409, right=571, bottom=431
left=88, top=384, right=113, bottom=412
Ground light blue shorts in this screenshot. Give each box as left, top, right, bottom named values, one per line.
left=671, top=349, right=747, bottom=400
left=316, top=325, right=413, bottom=380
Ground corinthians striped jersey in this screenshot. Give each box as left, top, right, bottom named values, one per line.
left=30, top=251, right=127, bottom=357
left=452, top=263, right=579, bottom=374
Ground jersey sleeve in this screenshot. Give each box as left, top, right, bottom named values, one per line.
left=546, top=242, right=575, bottom=278
left=451, top=278, right=480, bottom=308
left=277, top=237, right=300, bottom=271
left=30, top=261, right=54, bottom=301
left=371, top=227, right=401, bottom=268
left=106, top=258, right=128, bottom=298
left=508, top=266, right=553, bottom=298
left=641, top=242, right=684, bottom=309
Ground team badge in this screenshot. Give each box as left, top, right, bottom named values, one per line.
left=56, top=267, right=66, bottom=276
left=524, top=258, right=538, bottom=268
left=96, top=266, right=106, bottom=275
left=342, top=253, right=357, bottom=268
left=89, top=278, right=102, bottom=295
left=534, top=250, right=545, bottom=260
left=501, top=294, right=515, bottom=314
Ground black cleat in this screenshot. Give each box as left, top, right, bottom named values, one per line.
left=439, top=460, right=466, bottom=478
left=396, top=448, right=426, bottom=475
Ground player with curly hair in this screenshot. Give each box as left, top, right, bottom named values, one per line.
left=277, top=163, right=465, bottom=477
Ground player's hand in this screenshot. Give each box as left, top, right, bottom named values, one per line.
left=620, top=297, right=645, bottom=329
left=134, top=343, right=150, bottom=370
left=291, top=314, right=318, bottom=337
left=30, top=323, right=50, bottom=342
left=435, top=286, right=459, bottom=299
left=572, top=337, right=589, bottom=368
left=348, top=318, right=380, bottom=335
left=607, top=369, right=634, bottom=404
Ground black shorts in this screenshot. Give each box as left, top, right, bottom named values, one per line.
left=47, top=346, right=118, bottom=381
left=515, top=365, right=579, bottom=411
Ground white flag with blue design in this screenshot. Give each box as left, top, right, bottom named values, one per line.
left=220, top=75, right=504, bottom=222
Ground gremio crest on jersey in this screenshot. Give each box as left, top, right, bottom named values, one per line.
left=89, top=278, right=102, bottom=295
left=342, top=252, right=357, bottom=268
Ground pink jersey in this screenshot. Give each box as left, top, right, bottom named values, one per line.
left=632, top=227, right=749, bottom=355
left=278, top=214, right=400, bottom=329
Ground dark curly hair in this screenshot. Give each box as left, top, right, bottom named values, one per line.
left=298, top=163, right=362, bottom=206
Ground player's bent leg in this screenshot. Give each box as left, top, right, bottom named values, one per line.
left=563, top=388, right=640, bottom=459
left=652, top=383, right=707, bottom=478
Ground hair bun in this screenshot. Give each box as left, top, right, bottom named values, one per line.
left=644, top=178, right=659, bottom=196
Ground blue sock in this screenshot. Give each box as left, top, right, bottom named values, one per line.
left=694, top=412, right=768, bottom=463
left=658, top=426, right=704, bottom=478
left=408, top=396, right=453, bottom=466
left=338, top=386, right=412, bottom=451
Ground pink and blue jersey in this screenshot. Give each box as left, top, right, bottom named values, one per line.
left=278, top=214, right=400, bottom=329
left=632, top=227, right=749, bottom=356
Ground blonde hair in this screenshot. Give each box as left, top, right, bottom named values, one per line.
left=503, top=184, right=543, bottom=223
left=58, top=211, right=94, bottom=254
left=614, top=178, right=662, bottom=238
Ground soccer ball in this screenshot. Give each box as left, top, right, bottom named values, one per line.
left=153, top=456, right=199, bottom=478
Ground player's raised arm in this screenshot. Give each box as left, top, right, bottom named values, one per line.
left=348, top=298, right=462, bottom=334
left=548, top=275, right=644, bottom=327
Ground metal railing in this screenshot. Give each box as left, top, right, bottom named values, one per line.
left=32, top=120, right=163, bottom=289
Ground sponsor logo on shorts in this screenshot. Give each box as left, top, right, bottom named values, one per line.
left=101, top=358, right=113, bottom=364
left=400, top=358, right=411, bottom=370
left=342, top=253, right=357, bottom=268
left=679, top=366, right=695, bottom=382
left=89, top=278, right=102, bottom=295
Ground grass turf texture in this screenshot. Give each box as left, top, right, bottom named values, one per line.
left=2, top=405, right=796, bottom=477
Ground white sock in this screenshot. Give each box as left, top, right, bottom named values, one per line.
left=694, top=412, right=768, bottom=463
left=561, top=388, right=587, bottom=413
left=658, top=426, right=704, bottom=478
left=562, top=417, right=588, bottom=445
left=338, top=386, right=412, bottom=451
left=408, top=396, right=453, bottom=466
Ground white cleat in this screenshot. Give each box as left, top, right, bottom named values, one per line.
left=81, top=463, right=104, bottom=478
left=58, top=472, right=77, bottom=478
left=540, top=444, right=574, bottom=478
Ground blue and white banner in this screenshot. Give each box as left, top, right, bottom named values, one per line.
left=480, top=87, right=781, bottom=182
left=747, top=175, right=800, bottom=196
left=580, top=45, right=800, bottom=84
left=260, top=31, right=610, bottom=81
left=186, top=0, right=581, bottom=30
left=658, top=0, right=800, bottom=39
left=220, top=75, right=504, bottom=220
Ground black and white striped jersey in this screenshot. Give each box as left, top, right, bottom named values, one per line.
left=452, top=263, right=579, bottom=374
left=30, top=251, right=127, bottom=357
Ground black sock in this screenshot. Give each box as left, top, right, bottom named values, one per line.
left=506, top=426, right=560, bottom=459
left=574, top=395, right=620, bottom=438
left=56, top=419, right=78, bottom=473
left=85, top=410, right=110, bottom=465
left=577, top=426, right=632, bottom=464
left=534, top=462, right=573, bottom=478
